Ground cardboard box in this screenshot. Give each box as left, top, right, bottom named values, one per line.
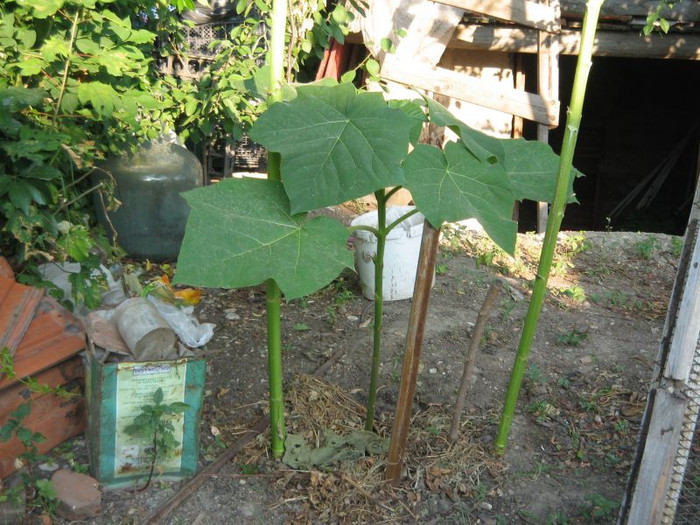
left=84, top=339, right=205, bottom=488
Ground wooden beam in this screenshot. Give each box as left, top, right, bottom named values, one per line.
left=626, top=386, right=688, bottom=525
left=394, top=0, right=464, bottom=65
left=665, top=182, right=700, bottom=381
left=450, top=24, right=700, bottom=60
left=381, top=55, right=559, bottom=126
left=624, top=176, right=700, bottom=523
left=560, top=0, right=700, bottom=22
left=435, top=0, right=560, bottom=32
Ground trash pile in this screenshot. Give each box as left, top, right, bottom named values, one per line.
left=40, top=262, right=215, bottom=363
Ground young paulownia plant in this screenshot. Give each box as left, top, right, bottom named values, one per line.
left=175, top=78, right=578, bottom=445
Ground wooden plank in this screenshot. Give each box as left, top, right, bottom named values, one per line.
left=535, top=53, right=550, bottom=230
left=435, top=0, right=560, bottom=32
left=381, top=55, right=560, bottom=127
left=560, top=0, right=700, bottom=22
left=627, top=386, right=688, bottom=525
left=393, top=0, right=464, bottom=66
left=665, top=181, right=700, bottom=381
left=534, top=0, right=558, bottom=231
left=448, top=24, right=700, bottom=60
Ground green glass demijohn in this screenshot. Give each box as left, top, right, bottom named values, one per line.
left=93, top=137, right=203, bottom=261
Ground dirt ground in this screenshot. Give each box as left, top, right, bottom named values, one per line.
left=46, top=214, right=683, bottom=524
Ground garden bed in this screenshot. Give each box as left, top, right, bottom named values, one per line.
left=53, top=224, right=680, bottom=524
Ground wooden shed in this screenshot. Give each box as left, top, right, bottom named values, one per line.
left=348, top=0, right=700, bottom=234
left=348, top=2, right=700, bottom=523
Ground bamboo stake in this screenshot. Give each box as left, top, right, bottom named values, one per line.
left=385, top=221, right=441, bottom=483
left=494, top=0, right=605, bottom=456
left=449, top=279, right=502, bottom=442
left=265, top=0, right=287, bottom=459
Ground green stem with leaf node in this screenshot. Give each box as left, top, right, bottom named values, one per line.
left=494, top=0, right=604, bottom=456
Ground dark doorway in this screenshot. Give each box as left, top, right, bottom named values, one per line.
left=519, top=54, right=700, bottom=235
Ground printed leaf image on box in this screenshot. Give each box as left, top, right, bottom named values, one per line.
left=85, top=350, right=205, bottom=488
left=115, top=363, right=187, bottom=476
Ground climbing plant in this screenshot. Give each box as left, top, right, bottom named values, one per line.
left=0, top=0, right=346, bottom=305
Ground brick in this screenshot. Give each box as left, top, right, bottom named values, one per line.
left=51, top=470, right=102, bottom=521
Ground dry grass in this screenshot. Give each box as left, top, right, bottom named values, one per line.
left=244, top=374, right=505, bottom=524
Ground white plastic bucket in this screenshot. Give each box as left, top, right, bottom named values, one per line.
left=350, top=206, right=431, bottom=301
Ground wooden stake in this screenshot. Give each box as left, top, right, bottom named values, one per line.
left=449, top=279, right=502, bottom=442
left=385, top=221, right=441, bottom=483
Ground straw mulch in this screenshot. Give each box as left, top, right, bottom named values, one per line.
left=241, top=374, right=505, bottom=523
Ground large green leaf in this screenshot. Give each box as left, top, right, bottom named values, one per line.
left=404, top=142, right=518, bottom=253
left=425, top=97, right=505, bottom=164
left=175, top=178, right=353, bottom=299
left=18, top=0, right=64, bottom=19
left=388, top=98, right=426, bottom=145
left=501, top=139, right=580, bottom=204
left=77, top=81, right=119, bottom=116
left=249, top=82, right=410, bottom=214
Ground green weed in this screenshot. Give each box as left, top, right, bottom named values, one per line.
left=238, top=462, right=260, bottom=475
left=560, top=286, right=586, bottom=302
left=614, top=419, right=629, bottom=435
left=556, top=329, right=588, bottom=346
left=633, top=236, right=659, bottom=259
left=500, top=296, right=519, bottom=322
left=425, top=425, right=440, bottom=437
left=526, top=400, right=559, bottom=421
left=0, top=403, right=57, bottom=517
left=579, top=493, right=619, bottom=522
left=527, top=363, right=545, bottom=385
left=671, top=236, right=684, bottom=257
left=515, top=460, right=558, bottom=481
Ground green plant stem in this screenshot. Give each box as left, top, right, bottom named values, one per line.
left=365, top=189, right=387, bottom=431
left=269, top=0, right=287, bottom=100
left=266, top=280, right=285, bottom=457
left=386, top=208, right=420, bottom=232
left=494, top=0, right=604, bottom=456
left=53, top=9, right=81, bottom=122
left=264, top=0, right=288, bottom=459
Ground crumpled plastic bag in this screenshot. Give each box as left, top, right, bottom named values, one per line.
left=146, top=295, right=215, bottom=348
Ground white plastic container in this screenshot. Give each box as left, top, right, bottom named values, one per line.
left=350, top=206, right=431, bottom=301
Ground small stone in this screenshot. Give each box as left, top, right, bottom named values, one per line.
left=429, top=368, right=438, bottom=374
left=478, top=502, right=493, bottom=511
left=224, top=308, right=240, bottom=320
left=39, top=461, right=59, bottom=472
left=51, top=469, right=101, bottom=521
left=580, top=355, right=593, bottom=364
left=346, top=315, right=359, bottom=322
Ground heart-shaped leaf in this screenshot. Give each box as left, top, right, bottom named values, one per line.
left=425, top=97, right=505, bottom=164
left=502, top=138, right=580, bottom=203
left=404, top=142, right=518, bottom=253
left=249, top=82, right=410, bottom=214
left=175, top=178, right=353, bottom=299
